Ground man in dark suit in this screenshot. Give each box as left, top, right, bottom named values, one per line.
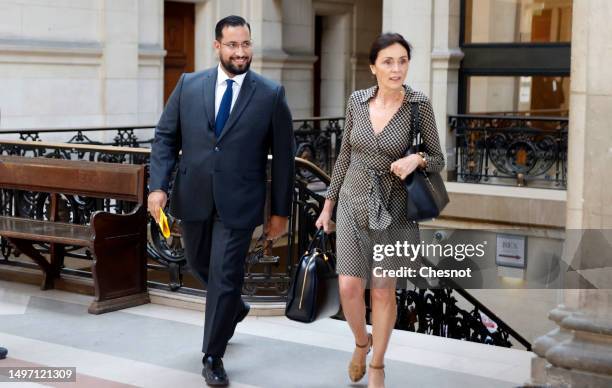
left=148, top=15, right=295, bottom=387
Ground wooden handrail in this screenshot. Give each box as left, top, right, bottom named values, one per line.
left=0, top=139, right=151, bottom=155
left=0, top=124, right=155, bottom=134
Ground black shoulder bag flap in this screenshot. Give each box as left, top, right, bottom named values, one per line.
left=403, top=102, right=449, bottom=221
left=285, top=229, right=340, bottom=323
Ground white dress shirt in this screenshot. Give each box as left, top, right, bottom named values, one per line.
left=214, top=64, right=247, bottom=118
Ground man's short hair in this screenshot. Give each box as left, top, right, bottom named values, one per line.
left=215, top=15, right=251, bottom=40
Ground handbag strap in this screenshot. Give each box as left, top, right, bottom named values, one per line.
left=410, top=102, right=422, bottom=150
left=307, top=228, right=327, bottom=252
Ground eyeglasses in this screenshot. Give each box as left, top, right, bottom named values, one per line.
left=221, top=41, right=253, bottom=50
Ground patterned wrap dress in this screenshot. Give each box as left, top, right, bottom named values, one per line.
left=325, top=85, right=446, bottom=282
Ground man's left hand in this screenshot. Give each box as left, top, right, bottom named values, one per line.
left=265, top=215, right=288, bottom=240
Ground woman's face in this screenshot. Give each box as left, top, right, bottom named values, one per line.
left=370, top=43, right=409, bottom=91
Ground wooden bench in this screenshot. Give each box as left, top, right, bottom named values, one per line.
left=0, top=155, right=150, bottom=314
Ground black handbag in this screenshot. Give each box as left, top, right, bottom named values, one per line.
left=285, top=229, right=340, bottom=323
left=403, top=102, right=449, bottom=221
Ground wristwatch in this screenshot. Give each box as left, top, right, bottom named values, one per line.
left=417, top=152, right=427, bottom=169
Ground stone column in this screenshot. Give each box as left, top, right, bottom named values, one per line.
left=100, top=0, right=140, bottom=132
left=530, top=1, right=612, bottom=387
left=194, top=0, right=218, bottom=71
left=245, top=0, right=287, bottom=82
left=382, top=0, right=433, bottom=94
left=430, top=0, right=463, bottom=174
left=384, top=0, right=458, bottom=175
left=318, top=11, right=351, bottom=117
left=281, top=0, right=316, bottom=118
left=137, top=0, right=165, bottom=126
left=351, top=0, right=382, bottom=93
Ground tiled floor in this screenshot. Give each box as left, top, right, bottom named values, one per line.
left=0, top=280, right=533, bottom=387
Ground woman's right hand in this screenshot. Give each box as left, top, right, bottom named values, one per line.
left=315, top=199, right=335, bottom=233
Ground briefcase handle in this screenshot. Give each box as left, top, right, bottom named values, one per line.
left=306, top=228, right=328, bottom=254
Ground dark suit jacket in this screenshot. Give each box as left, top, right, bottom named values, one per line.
left=149, top=67, right=295, bottom=229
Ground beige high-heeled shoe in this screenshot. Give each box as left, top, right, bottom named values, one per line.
left=368, top=363, right=385, bottom=388
left=348, top=333, right=373, bottom=382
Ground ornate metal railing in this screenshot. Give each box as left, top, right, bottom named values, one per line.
left=2, top=113, right=569, bottom=192
left=479, top=108, right=569, bottom=117
left=0, top=117, right=345, bottom=175
left=449, top=114, right=568, bottom=189
left=0, top=128, right=532, bottom=349
left=382, top=285, right=531, bottom=350
left=0, top=139, right=329, bottom=302
left=0, top=125, right=155, bottom=148
left=293, top=117, right=345, bottom=174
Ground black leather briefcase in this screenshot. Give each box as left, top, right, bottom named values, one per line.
left=285, top=229, right=340, bottom=323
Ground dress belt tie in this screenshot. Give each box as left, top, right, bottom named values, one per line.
left=352, top=159, right=393, bottom=230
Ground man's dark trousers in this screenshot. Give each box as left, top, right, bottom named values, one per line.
left=181, top=206, right=254, bottom=357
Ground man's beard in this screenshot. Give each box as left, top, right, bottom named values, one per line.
left=220, top=55, right=252, bottom=75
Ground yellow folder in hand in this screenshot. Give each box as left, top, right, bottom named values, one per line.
left=158, top=208, right=171, bottom=238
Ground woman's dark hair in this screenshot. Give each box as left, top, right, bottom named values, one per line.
left=215, top=15, right=251, bottom=40
left=369, top=33, right=412, bottom=64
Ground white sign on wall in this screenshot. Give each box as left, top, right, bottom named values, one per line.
left=496, top=234, right=526, bottom=268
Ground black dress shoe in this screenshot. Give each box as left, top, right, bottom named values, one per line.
left=202, top=355, right=228, bottom=387
left=0, top=347, right=7, bottom=360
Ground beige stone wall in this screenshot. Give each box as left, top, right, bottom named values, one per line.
left=0, top=0, right=382, bottom=130
left=0, top=0, right=164, bottom=141
left=0, top=0, right=103, bottom=131
left=441, top=183, right=566, bottom=228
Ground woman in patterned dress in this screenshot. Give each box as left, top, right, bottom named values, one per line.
left=315, top=33, right=445, bottom=388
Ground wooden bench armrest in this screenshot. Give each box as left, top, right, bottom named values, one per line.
left=89, top=204, right=149, bottom=313
left=90, top=204, right=147, bottom=240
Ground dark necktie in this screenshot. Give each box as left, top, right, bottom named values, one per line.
left=215, top=79, right=234, bottom=138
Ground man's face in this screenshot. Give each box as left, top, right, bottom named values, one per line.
left=214, top=25, right=252, bottom=76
